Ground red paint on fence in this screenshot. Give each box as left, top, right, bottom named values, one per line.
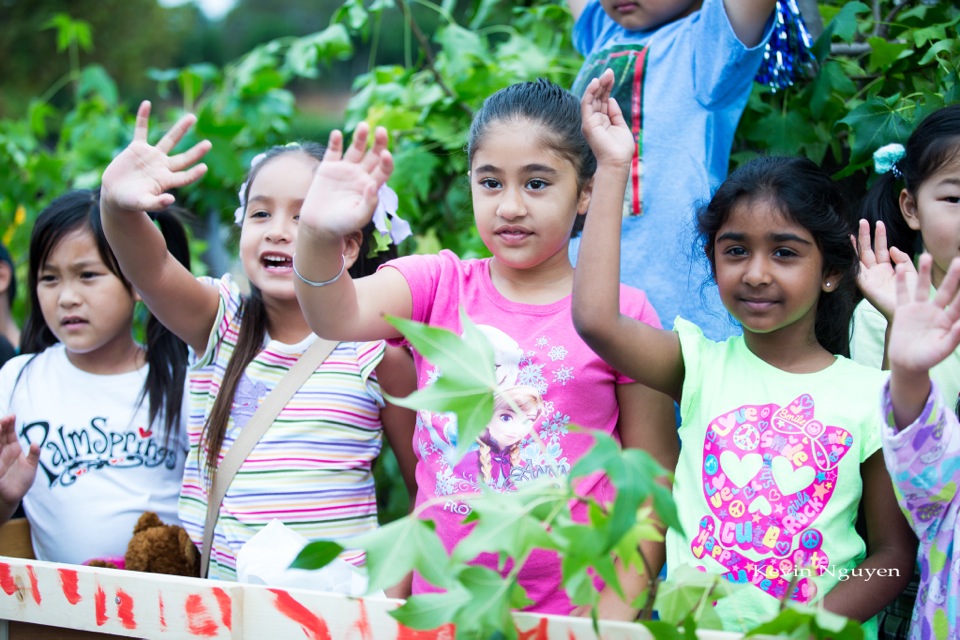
left=213, top=586, right=232, bottom=629
left=0, top=562, right=16, bottom=596
left=396, top=623, right=456, bottom=639
left=95, top=585, right=108, bottom=626
left=185, top=594, right=219, bottom=637
left=517, top=618, right=548, bottom=640
left=353, top=599, right=372, bottom=640
left=26, top=565, right=40, bottom=604
left=269, top=588, right=332, bottom=640
left=159, top=594, right=167, bottom=629
left=58, top=568, right=81, bottom=604
left=116, top=587, right=136, bottom=629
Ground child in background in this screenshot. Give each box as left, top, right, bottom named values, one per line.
left=881, top=253, right=960, bottom=640
left=852, top=104, right=960, bottom=405
left=572, top=71, right=914, bottom=632
left=0, top=189, right=189, bottom=564
left=852, top=104, right=960, bottom=640
left=567, top=0, right=778, bottom=341
left=99, top=103, right=418, bottom=584
left=0, top=243, right=19, bottom=366
left=293, top=79, right=678, bottom=618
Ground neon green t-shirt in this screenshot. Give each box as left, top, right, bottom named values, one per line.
left=668, top=318, right=886, bottom=634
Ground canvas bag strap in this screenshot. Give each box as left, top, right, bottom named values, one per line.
left=200, top=337, right=338, bottom=578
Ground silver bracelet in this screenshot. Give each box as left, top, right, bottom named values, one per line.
left=292, top=253, right=345, bottom=287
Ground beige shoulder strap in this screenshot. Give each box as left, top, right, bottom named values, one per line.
left=200, top=337, right=338, bottom=578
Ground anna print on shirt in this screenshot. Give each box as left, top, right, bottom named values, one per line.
left=423, top=324, right=576, bottom=505
left=20, top=416, right=178, bottom=488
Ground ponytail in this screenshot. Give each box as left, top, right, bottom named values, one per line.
left=858, top=171, right=919, bottom=258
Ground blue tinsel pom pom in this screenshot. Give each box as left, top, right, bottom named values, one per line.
left=755, top=0, right=818, bottom=91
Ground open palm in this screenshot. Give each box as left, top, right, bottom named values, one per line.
left=101, top=101, right=211, bottom=213
left=888, top=254, right=960, bottom=374
left=0, top=415, right=39, bottom=507
left=855, top=219, right=916, bottom=319
left=300, top=123, right=393, bottom=238
left=580, top=69, right=635, bottom=167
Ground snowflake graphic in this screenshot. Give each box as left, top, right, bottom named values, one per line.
left=544, top=411, right=570, bottom=432
left=548, top=345, right=568, bottom=362
left=426, top=366, right=442, bottom=386
left=553, top=366, right=574, bottom=385
left=535, top=336, right=550, bottom=348
left=519, top=352, right=535, bottom=368
left=518, top=363, right=545, bottom=388
left=435, top=469, right=457, bottom=496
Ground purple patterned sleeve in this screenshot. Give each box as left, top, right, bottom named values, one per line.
left=880, top=380, right=960, bottom=542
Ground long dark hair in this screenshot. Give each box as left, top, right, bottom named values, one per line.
left=860, top=105, right=960, bottom=256
left=697, top=156, right=857, bottom=356
left=200, top=143, right=399, bottom=477
left=20, top=189, right=190, bottom=441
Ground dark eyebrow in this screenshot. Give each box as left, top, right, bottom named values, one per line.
left=716, top=231, right=812, bottom=245
left=473, top=164, right=559, bottom=175
left=770, top=233, right=813, bottom=245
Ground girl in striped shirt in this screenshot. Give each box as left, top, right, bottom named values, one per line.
left=99, top=102, right=418, bottom=586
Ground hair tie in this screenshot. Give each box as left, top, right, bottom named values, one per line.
left=755, top=0, right=818, bottom=91
left=873, top=143, right=906, bottom=179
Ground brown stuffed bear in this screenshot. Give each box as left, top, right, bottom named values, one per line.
left=88, top=512, right=199, bottom=577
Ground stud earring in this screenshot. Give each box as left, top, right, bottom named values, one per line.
left=825, top=282, right=832, bottom=288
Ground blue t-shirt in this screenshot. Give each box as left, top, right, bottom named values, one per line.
left=570, top=0, right=770, bottom=341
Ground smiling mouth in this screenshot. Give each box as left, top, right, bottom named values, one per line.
left=261, top=255, right=293, bottom=271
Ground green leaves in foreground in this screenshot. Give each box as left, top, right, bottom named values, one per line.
left=384, top=309, right=496, bottom=460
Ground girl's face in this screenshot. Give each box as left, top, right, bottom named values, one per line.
left=37, top=228, right=138, bottom=372
left=470, top=120, right=590, bottom=276
left=901, top=158, right=960, bottom=288
left=713, top=198, right=830, bottom=343
left=487, top=403, right=537, bottom=448
left=238, top=152, right=316, bottom=303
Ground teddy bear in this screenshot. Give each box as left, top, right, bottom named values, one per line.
left=87, top=512, right=200, bottom=577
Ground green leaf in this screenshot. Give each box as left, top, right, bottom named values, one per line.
left=824, top=2, right=869, bottom=43
left=456, top=566, right=518, bottom=639
left=655, top=564, right=744, bottom=630
left=390, top=587, right=471, bottom=631
left=866, top=37, right=912, bottom=73
left=353, top=516, right=453, bottom=593
left=290, top=540, right=344, bottom=570
left=451, top=485, right=561, bottom=564
left=837, top=95, right=913, bottom=166
left=745, top=604, right=865, bottom=639
left=384, top=309, right=496, bottom=460
left=638, top=621, right=688, bottom=640
left=919, top=39, right=958, bottom=67
left=77, top=65, right=117, bottom=106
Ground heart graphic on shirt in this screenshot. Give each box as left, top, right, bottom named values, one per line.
left=771, top=456, right=815, bottom=496
left=138, top=427, right=153, bottom=439
left=748, top=496, right=772, bottom=516
left=719, top=451, right=763, bottom=488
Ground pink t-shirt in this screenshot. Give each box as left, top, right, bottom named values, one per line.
left=386, top=250, right=661, bottom=614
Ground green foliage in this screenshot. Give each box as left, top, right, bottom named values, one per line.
left=292, top=312, right=866, bottom=638
left=384, top=310, right=496, bottom=459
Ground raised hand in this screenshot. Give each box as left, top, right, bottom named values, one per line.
left=854, top=218, right=916, bottom=319
left=580, top=69, right=634, bottom=167
left=0, top=415, right=39, bottom=508
left=888, top=254, right=960, bottom=375
left=101, top=101, right=211, bottom=213
left=299, top=122, right=394, bottom=239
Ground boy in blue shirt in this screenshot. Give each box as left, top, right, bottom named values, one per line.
left=569, top=0, right=776, bottom=340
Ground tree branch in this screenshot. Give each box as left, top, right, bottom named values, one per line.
left=394, top=0, right=473, bottom=116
